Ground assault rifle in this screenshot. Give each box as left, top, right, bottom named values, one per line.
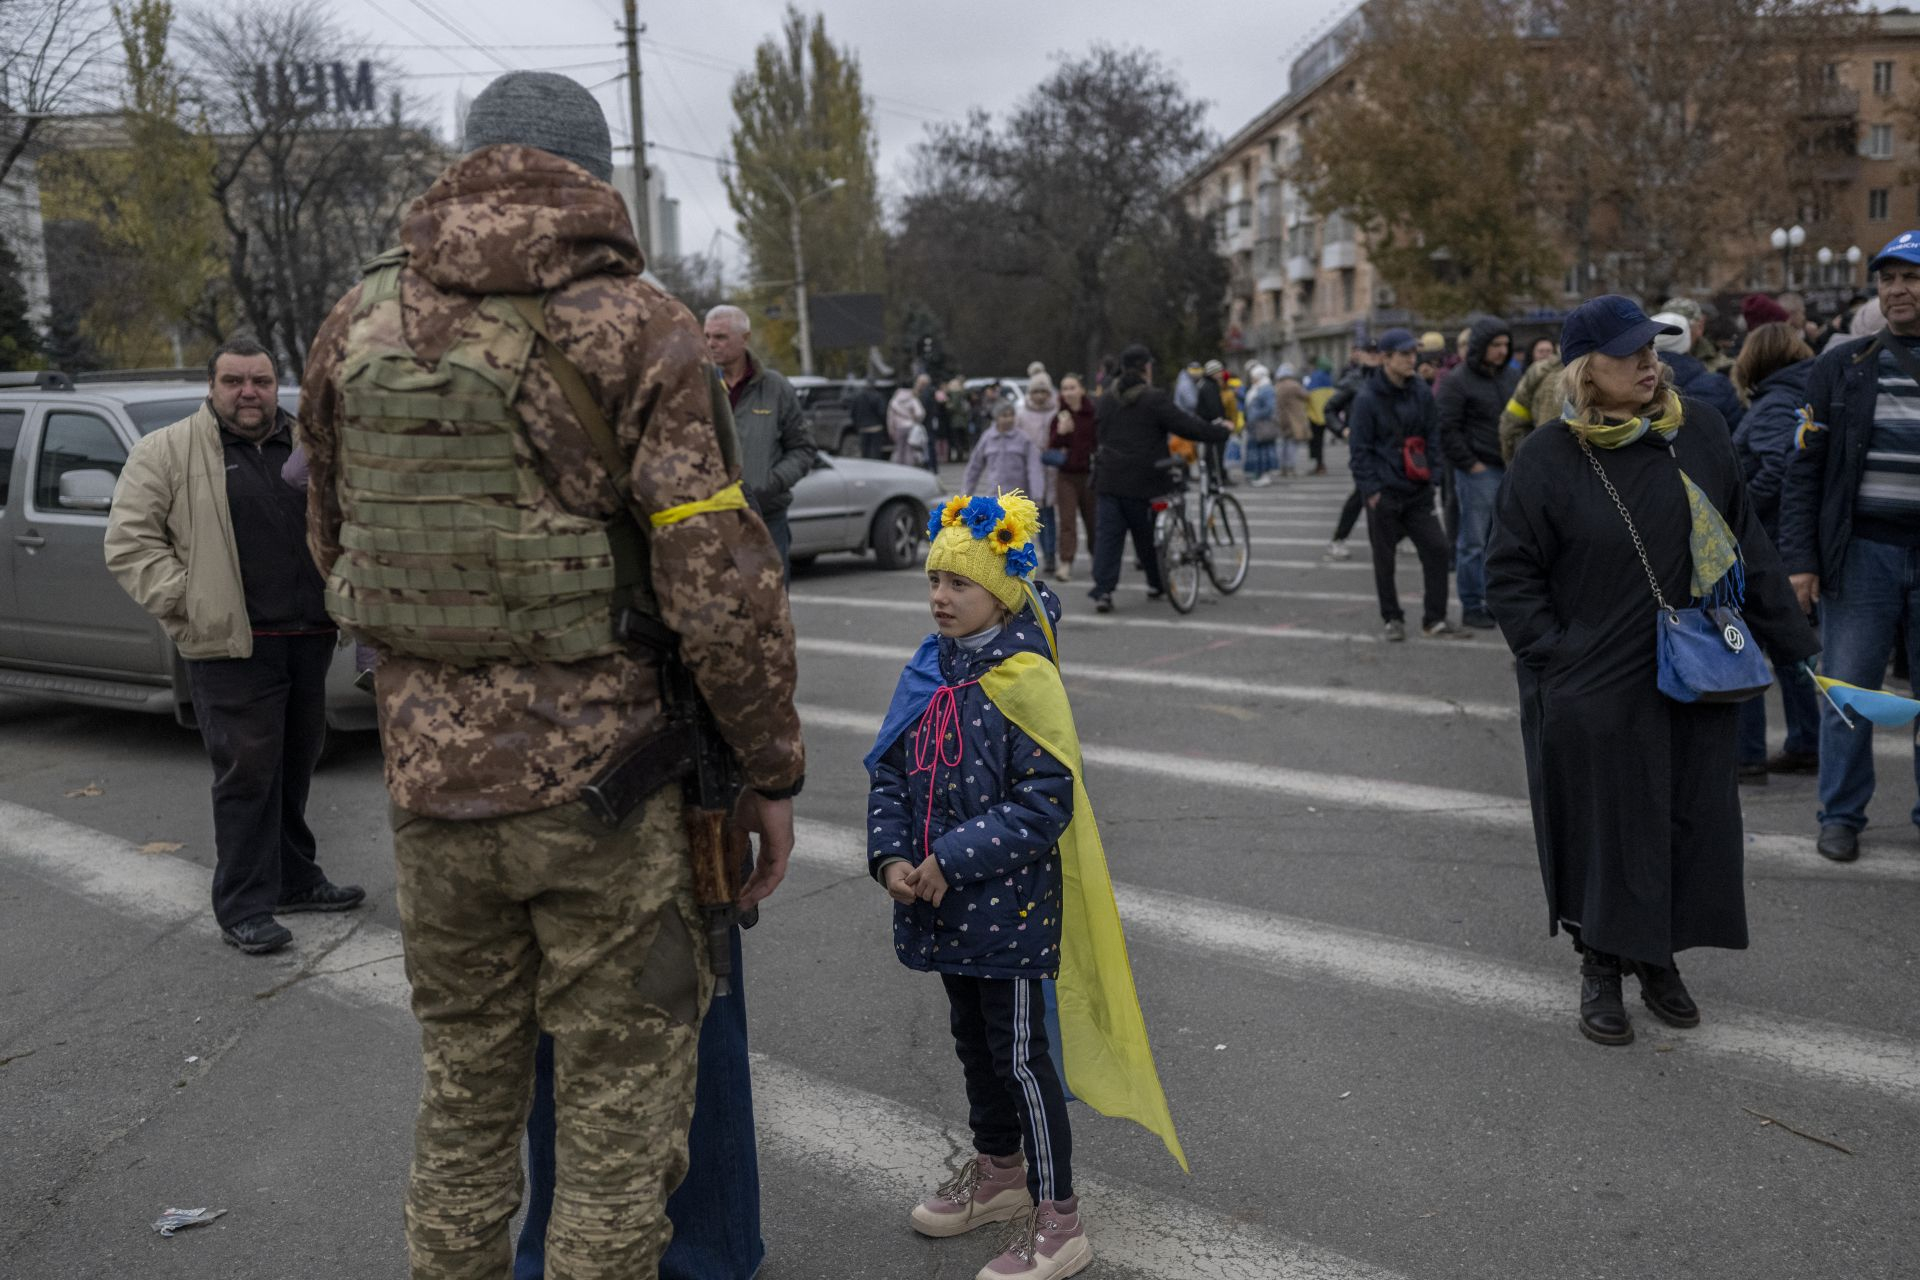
left=580, top=612, right=756, bottom=997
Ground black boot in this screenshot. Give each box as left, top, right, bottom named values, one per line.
left=1579, top=948, right=1634, bottom=1046
left=1631, top=959, right=1700, bottom=1028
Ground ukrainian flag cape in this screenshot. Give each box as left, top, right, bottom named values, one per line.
left=864, top=590, right=1189, bottom=1172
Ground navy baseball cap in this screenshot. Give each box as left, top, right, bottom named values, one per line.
left=1869, top=230, right=1920, bottom=273
left=1377, top=327, right=1419, bottom=354
left=1559, top=295, right=1682, bottom=364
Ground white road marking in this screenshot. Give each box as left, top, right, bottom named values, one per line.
left=792, top=820, right=1920, bottom=1101
left=0, top=800, right=1407, bottom=1280
left=751, top=1054, right=1409, bottom=1280
left=801, top=705, right=1920, bottom=884
left=796, top=637, right=1517, bottom=721
left=788, top=593, right=1507, bottom=649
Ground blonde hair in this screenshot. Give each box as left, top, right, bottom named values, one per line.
left=1731, top=321, right=1814, bottom=405
left=1559, top=351, right=1678, bottom=431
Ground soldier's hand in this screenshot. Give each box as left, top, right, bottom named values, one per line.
left=734, top=793, right=794, bottom=910
left=1791, top=573, right=1820, bottom=614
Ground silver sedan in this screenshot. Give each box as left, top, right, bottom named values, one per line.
left=786, top=454, right=947, bottom=571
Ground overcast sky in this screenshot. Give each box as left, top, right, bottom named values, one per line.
left=327, top=0, right=1349, bottom=277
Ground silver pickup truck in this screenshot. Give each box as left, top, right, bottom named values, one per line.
left=0, top=372, right=374, bottom=731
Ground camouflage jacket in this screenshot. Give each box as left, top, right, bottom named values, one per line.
left=301, top=145, right=804, bottom=819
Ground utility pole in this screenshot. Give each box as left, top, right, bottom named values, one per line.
left=788, top=201, right=814, bottom=376
left=621, top=0, right=650, bottom=258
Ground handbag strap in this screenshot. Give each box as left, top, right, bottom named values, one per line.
left=1577, top=437, right=1678, bottom=614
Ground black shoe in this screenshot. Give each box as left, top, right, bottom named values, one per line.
left=1461, top=609, right=1497, bottom=630
left=277, top=881, right=366, bottom=913
left=1815, top=824, right=1859, bottom=863
left=1766, top=750, right=1818, bottom=775
left=1630, top=959, right=1701, bottom=1028
left=222, top=914, right=293, bottom=955
left=1093, top=594, right=1113, bottom=614
left=1737, top=762, right=1769, bottom=787
left=1578, top=948, right=1634, bottom=1045
left=1145, top=588, right=1165, bottom=601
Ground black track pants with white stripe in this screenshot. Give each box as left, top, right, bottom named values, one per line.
left=940, top=973, right=1075, bottom=1205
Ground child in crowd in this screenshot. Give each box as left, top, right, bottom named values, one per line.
left=963, top=401, right=1047, bottom=506
left=863, top=492, right=1185, bottom=1279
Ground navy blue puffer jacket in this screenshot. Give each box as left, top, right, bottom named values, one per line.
left=866, top=590, right=1075, bottom=979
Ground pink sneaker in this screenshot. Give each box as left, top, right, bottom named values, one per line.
left=976, top=1197, right=1092, bottom=1279
left=911, top=1154, right=1030, bottom=1238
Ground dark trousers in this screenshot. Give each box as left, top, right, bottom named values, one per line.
left=1309, top=420, right=1328, bottom=469
left=517, top=925, right=760, bottom=1280
left=765, top=511, right=792, bottom=585
left=1090, top=492, right=1164, bottom=599
left=186, top=633, right=333, bottom=928
left=941, top=973, right=1074, bottom=1205
left=859, top=426, right=886, bottom=460
left=1365, top=489, right=1451, bottom=625
left=1332, top=487, right=1365, bottom=543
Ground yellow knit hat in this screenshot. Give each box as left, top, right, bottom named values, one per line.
left=925, top=490, right=1043, bottom=614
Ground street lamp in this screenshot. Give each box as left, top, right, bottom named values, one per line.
left=1818, top=245, right=1834, bottom=286
left=1847, top=244, right=1864, bottom=285
left=764, top=173, right=847, bottom=376
left=1770, top=224, right=1806, bottom=289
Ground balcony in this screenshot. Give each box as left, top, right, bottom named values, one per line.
left=1286, top=255, right=1317, bottom=283
left=1320, top=239, right=1357, bottom=272
left=1803, top=86, right=1860, bottom=120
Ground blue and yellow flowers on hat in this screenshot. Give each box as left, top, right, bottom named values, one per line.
left=926, top=491, right=1042, bottom=612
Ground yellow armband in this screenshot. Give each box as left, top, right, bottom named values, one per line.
left=651, top=481, right=749, bottom=527
left=1504, top=398, right=1531, bottom=422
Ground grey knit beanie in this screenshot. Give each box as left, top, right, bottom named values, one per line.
left=463, top=72, right=613, bottom=182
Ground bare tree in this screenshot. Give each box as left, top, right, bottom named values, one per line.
left=1, top=0, right=114, bottom=187
left=178, top=0, right=447, bottom=377
left=896, top=46, right=1222, bottom=375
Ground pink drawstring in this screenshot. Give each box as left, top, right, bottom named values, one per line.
left=912, top=681, right=978, bottom=864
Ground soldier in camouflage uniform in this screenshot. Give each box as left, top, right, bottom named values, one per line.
left=298, top=72, right=804, bottom=1279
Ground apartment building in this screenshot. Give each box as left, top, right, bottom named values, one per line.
left=1186, top=7, right=1920, bottom=372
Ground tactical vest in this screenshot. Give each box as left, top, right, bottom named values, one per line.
left=326, top=254, right=656, bottom=666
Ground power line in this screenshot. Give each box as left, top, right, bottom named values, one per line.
left=396, top=59, right=621, bottom=82
left=397, top=0, right=513, bottom=72
left=358, top=0, right=484, bottom=77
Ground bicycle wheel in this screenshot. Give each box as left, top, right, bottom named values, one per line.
left=1203, top=491, right=1252, bottom=594
left=1155, top=509, right=1202, bottom=614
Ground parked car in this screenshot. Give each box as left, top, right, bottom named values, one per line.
left=787, top=453, right=945, bottom=570
left=0, top=371, right=374, bottom=732
left=790, top=375, right=895, bottom=457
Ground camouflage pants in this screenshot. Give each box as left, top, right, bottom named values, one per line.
left=392, top=789, right=711, bottom=1280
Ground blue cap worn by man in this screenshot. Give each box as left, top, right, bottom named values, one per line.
left=1777, top=229, right=1920, bottom=864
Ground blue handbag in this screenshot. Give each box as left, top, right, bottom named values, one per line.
left=1582, top=440, right=1772, bottom=704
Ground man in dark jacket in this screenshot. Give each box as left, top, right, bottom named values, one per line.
left=1323, top=338, right=1380, bottom=560
left=1436, top=316, right=1519, bottom=629
left=706, top=304, right=817, bottom=574
left=1349, top=328, right=1462, bottom=641
left=1653, top=313, right=1744, bottom=432
left=1779, top=230, right=1920, bottom=863
left=1089, top=343, right=1231, bottom=612
left=848, top=377, right=888, bottom=459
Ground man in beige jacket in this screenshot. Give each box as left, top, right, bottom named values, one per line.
left=105, top=338, right=363, bottom=955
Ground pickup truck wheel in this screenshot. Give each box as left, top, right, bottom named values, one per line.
left=870, top=500, right=922, bottom=570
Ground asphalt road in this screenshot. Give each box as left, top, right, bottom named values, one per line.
left=2, top=450, right=1917, bottom=1279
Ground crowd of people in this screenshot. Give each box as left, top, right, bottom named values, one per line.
left=83, top=58, right=1920, bottom=1280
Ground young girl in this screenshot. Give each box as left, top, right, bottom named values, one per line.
left=865, top=492, right=1185, bottom=1280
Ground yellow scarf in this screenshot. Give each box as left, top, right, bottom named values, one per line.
left=979, top=649, right=1189, bottom=1173
left=1568, top=393, right=1737, bottom=600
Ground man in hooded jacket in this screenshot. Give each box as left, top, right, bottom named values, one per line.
left=298, top=73, right=804, bottom=1279
left=1436, top=316, right=1519, bottom=628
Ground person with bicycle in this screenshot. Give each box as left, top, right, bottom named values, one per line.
left=1088, top=344, right=1232, bottom=614
left=1350, top=328, right=1464, bottom=641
